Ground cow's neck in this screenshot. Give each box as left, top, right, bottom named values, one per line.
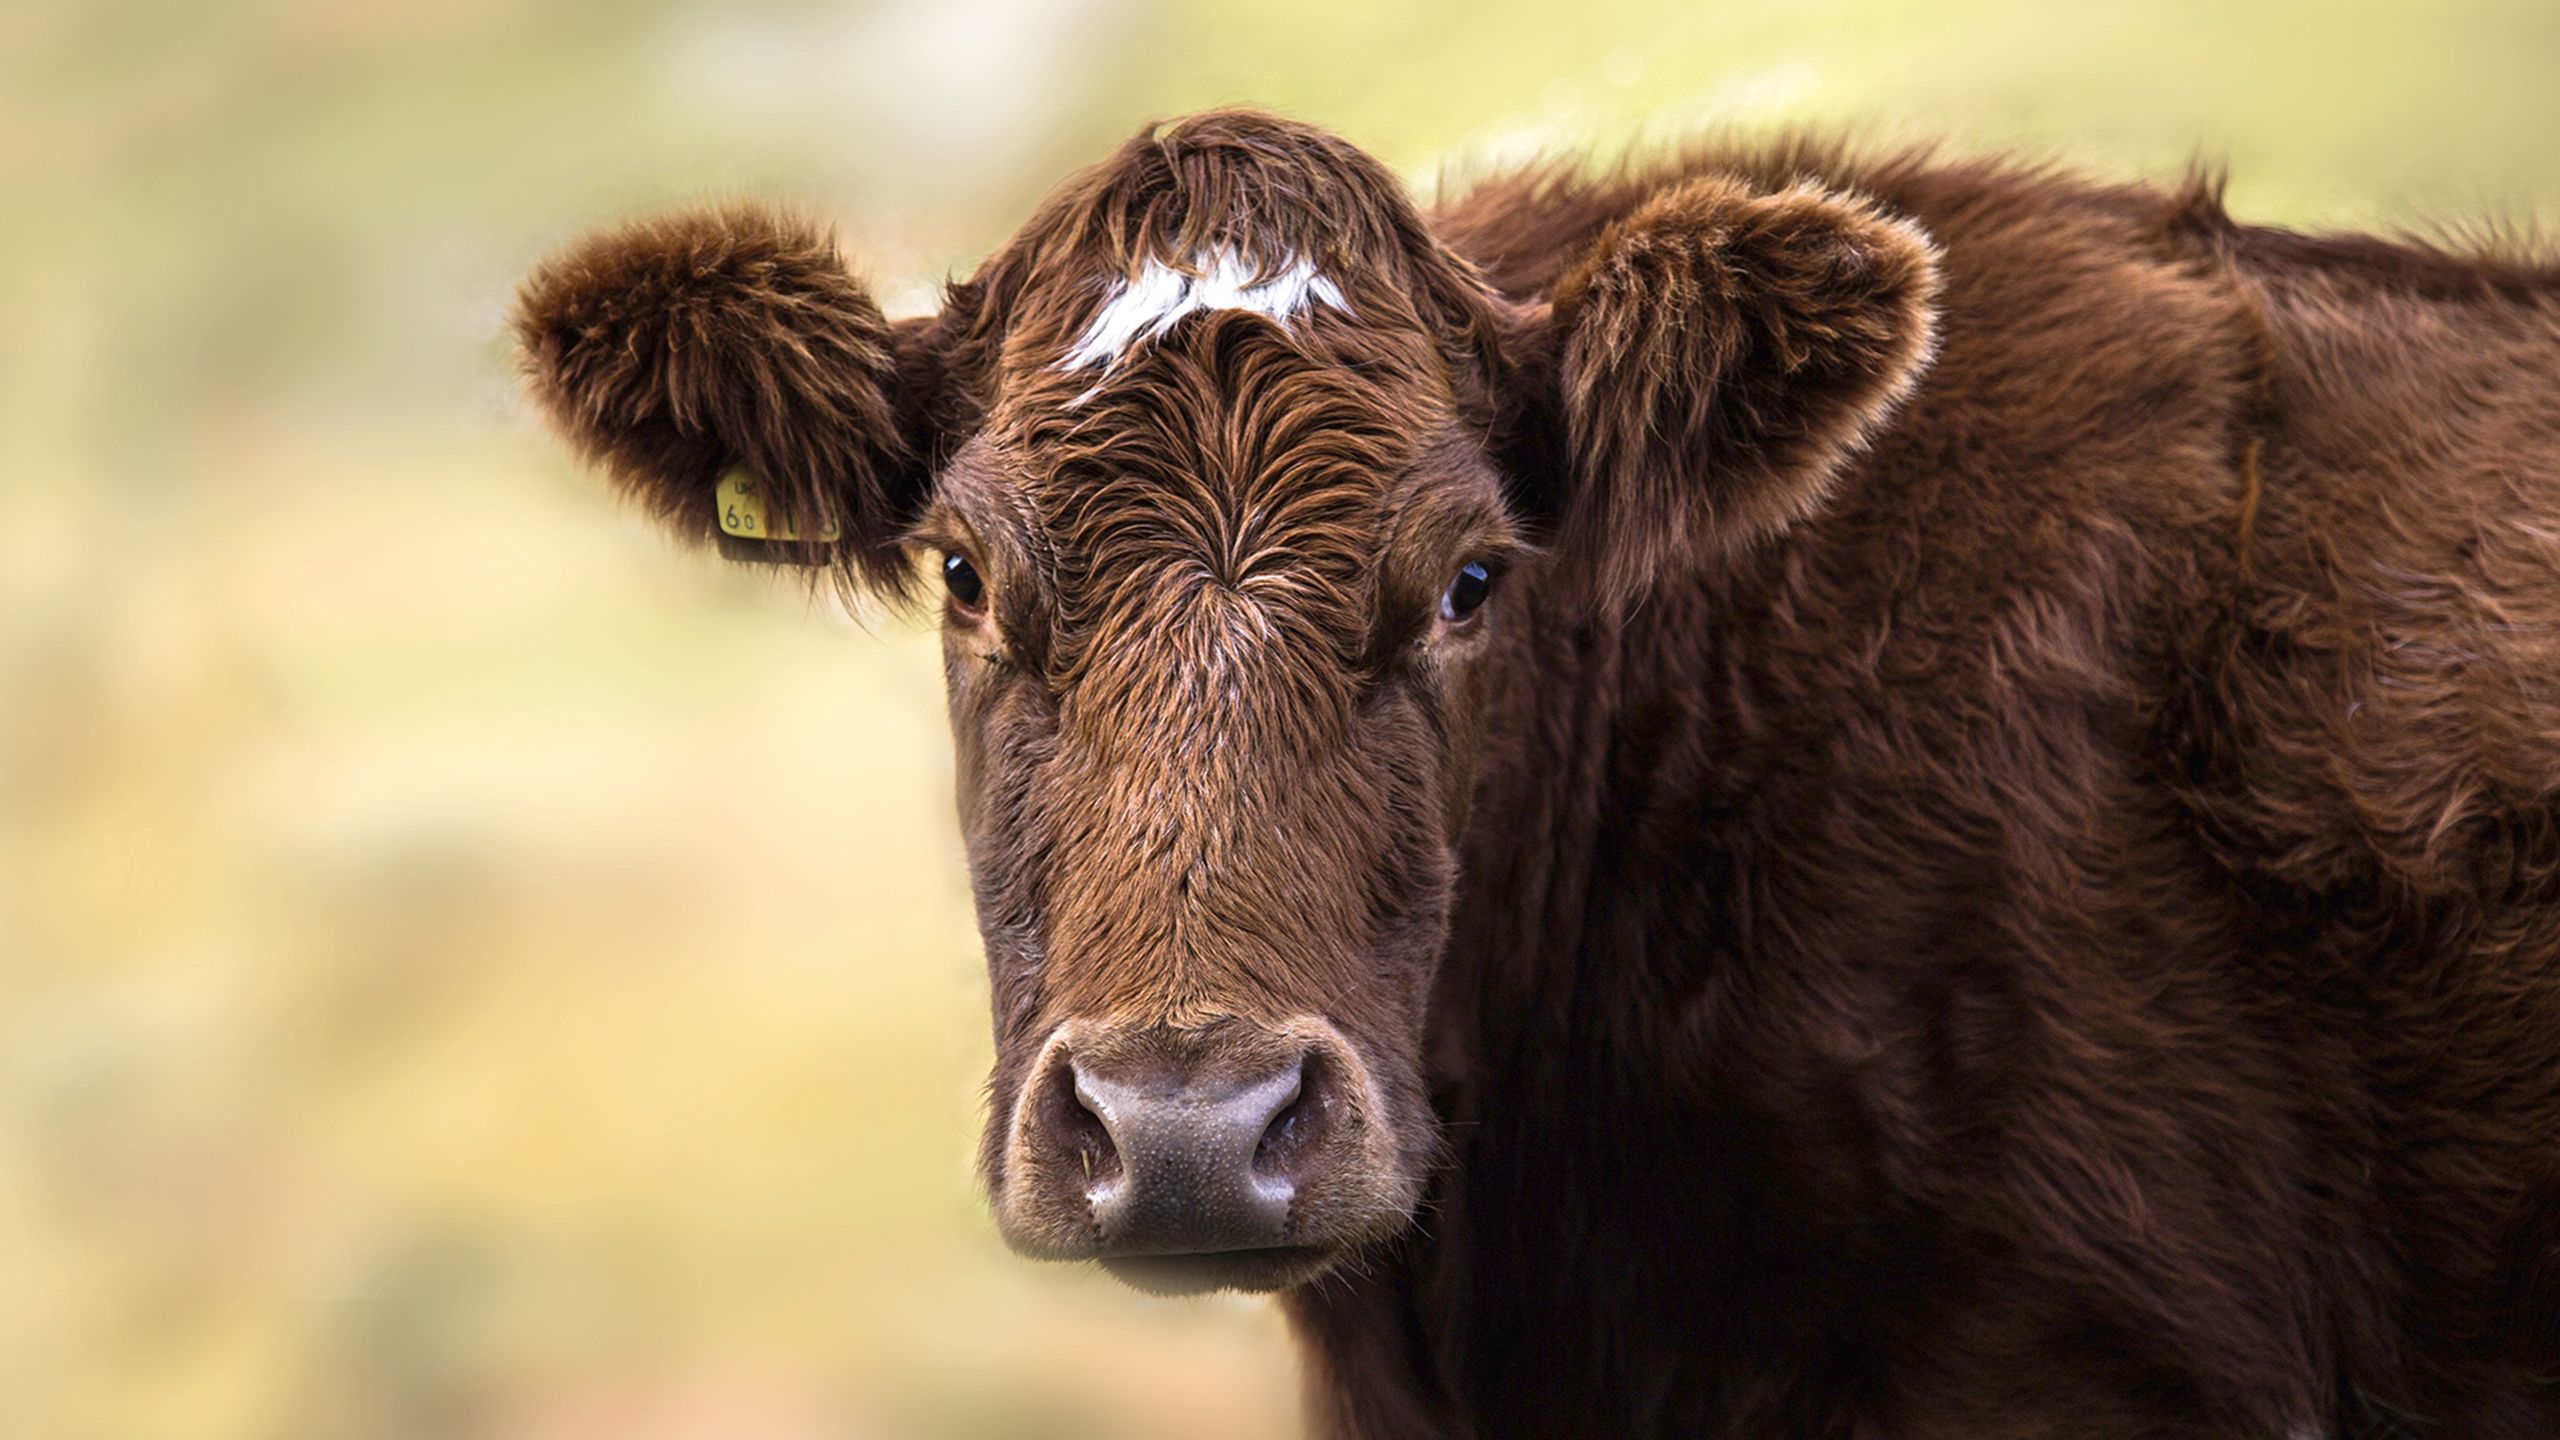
left=1287, top=561, right=1761, bottom=1435
left=1438, top=562, right=1737, bottom=1127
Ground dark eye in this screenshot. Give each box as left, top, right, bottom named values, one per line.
left=942, top=551, right=985, bottom=611
left=1441, top=559, right=1495, bottom=622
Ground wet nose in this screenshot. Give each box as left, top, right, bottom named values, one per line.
left=1057, top=1049, right=1332, bottom=1254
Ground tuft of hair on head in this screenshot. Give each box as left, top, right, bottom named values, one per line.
left=1551, top=175, right=1943, bottom=604
left=512, top=206, right=930, bottom=599
left=992, top=108, right=1519, bottom=407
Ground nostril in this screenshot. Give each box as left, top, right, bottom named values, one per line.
left=1252, top=1053, right=1338, bottom=1185
left=1044, top=1060, right=1120, bottom=1191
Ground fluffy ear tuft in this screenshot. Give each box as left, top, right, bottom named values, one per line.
left=1553, top=176, right=1941, bottom=599
left=514, top=207, right=926, bottom=594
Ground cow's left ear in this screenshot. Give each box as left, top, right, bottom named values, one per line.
left=1541, top=176, right=1941, bottom=600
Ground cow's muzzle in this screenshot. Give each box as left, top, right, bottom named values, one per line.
left=994, top=1016, right=1401, bottom=1293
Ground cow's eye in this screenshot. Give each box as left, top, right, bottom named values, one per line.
left=1440, top=560, right=1495, bottom=622
left=942, top=551, right=985, bottom=611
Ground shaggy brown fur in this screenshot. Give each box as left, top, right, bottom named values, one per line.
left=516, top=111, right=2560, bottom=1438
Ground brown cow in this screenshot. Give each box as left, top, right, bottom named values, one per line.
left=514, top=110, right=2560, bottom=1438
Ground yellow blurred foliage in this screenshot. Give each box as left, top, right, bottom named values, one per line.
left=3, top=1, right=2556, bottom=1436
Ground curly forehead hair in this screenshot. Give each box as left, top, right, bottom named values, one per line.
left=996, top=322, right=1425, bottom=690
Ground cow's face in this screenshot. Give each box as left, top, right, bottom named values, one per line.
left=516, top=112, right=1938, bottom=1293
left=921, top=288, right=1518, bottom=1293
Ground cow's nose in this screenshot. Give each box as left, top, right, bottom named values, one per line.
left=1062, top=1051, right=1320, bottom=1254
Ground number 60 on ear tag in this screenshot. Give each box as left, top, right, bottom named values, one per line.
left=717, top=468, right=842, bottom=543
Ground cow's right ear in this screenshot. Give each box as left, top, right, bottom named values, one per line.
left=514, top=207, right=948, bottom=598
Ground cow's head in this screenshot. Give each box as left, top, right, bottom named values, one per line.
left=515, top=112, right=1937, bottom=1294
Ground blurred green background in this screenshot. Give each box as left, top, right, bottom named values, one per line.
left=5, top=2, right=2557, bottom=1436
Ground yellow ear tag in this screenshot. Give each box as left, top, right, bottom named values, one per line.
left=716, top=468, right=841, bottom=543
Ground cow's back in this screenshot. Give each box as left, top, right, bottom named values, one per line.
left=2187, top=223, right=2560, bottom=898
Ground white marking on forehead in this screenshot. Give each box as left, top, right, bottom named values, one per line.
left=1060, top=247, right=1349, bottom=375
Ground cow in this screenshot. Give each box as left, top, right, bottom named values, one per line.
left=513, top=109, right=2560, bottom=1438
